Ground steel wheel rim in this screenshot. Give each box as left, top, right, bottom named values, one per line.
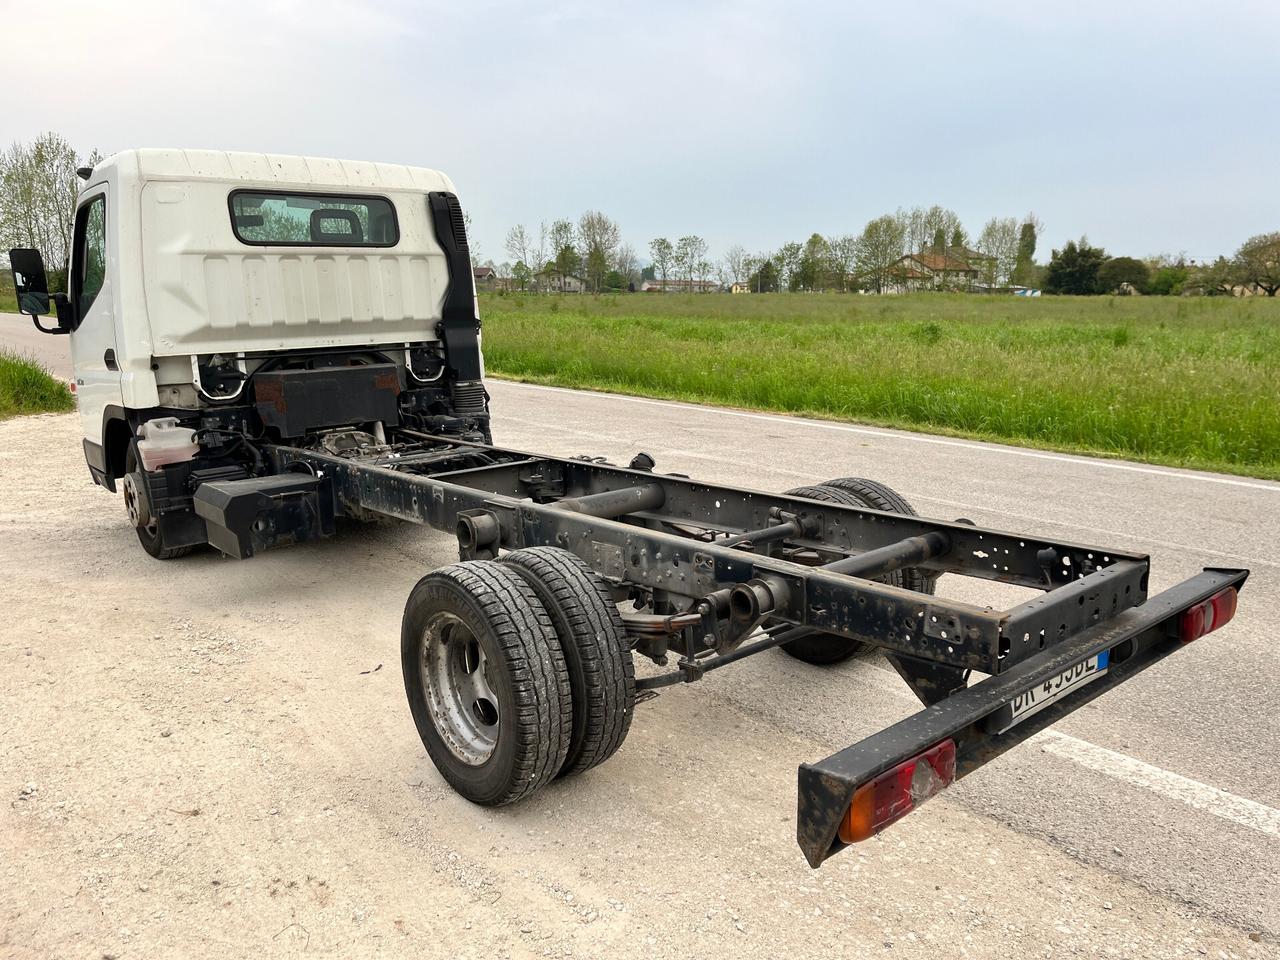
left=420, top=612, right=499, bottom=765
left=123, top=471, right=155, bottom=535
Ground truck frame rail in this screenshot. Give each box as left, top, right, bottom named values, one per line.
left=183, top=429, right=1250, bottom=865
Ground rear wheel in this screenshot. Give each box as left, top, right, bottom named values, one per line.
left=779, top=484, right=875, bottom=665
left=501, top=547, right=635, bottom=777
left=819, top=477, right=937, bottom=595
left=123, top=448, right=195, bottom=560
left=778, top=480, right=937, bottom=665
left=401, top=561, right=571, bottom=805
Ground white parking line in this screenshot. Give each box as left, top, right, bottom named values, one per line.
left=492, top=380, right=1280, bottom=493
left=1035, top=730, right=1280, bottom=839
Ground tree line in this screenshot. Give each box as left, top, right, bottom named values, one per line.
left=495, top=203, right=1277, bottom=297
left=494, top=208, right=1044, bottom=294
left=1041, top=236, right=1280, bottom=296
left=2, top=132, right=1276, bottom=299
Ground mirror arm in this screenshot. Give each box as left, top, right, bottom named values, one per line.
left=31, top=293, right=72, bottom=335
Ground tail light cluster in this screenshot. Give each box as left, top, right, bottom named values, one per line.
left=838, top=739, right=956, bottom=844
left=1179, top=587, right=1238, bottom=643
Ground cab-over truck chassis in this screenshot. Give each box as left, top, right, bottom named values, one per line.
left=9, top=149, right=1248, bottom=867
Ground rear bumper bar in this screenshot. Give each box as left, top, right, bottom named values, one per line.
left=796, top=566, right=1249, bottom=867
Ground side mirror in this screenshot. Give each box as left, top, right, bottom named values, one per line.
left=8, top=247, right=69, bottom=334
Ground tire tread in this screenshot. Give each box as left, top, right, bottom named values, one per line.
left=502, top=547, right=635, bottom=776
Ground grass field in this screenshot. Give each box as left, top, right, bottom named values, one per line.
left=479, top=292, right=1280, bottom=479
left=0, top=287, right=16, bottom=314
left=0, top=350, right=75, bottom=419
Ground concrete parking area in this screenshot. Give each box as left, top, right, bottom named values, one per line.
left=1, top=314, right=1276, bottom=958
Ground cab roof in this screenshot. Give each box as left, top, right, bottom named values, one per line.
left=87, top=148, right=454, bottom=194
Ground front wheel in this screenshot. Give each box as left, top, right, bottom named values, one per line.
left=401, top=561, right=572, bottom=805
left=123, top=448, right=195, bottom=560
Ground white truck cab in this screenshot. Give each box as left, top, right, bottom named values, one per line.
left=9, top=148, right=487, bottom=557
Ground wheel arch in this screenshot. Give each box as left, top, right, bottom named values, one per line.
left=102, top=407, right=135, bottom=484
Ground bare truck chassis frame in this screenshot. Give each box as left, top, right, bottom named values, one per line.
left=192, top=429, right=1248, bottom=867
left=8, top=177, right=1249, bottom=868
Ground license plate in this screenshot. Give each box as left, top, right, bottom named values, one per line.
left=987, top=650, right=1110, bottom=734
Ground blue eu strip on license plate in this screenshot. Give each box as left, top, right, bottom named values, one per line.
left=988, top=650, right=1111, bottom=734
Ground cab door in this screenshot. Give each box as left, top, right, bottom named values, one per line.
left=69, top=188, right=123, bottom=443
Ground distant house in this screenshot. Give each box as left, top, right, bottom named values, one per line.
left=473, top=266, right=497, bottom=291
left=887, top=252, right=980, bottom=292
left=640, top=278, right=720, bottom=293
left=730, top=281, right=751, bottom=294
left=535, top=268, right=586, bottom=293
left=949, top=246, right=996, bottom=269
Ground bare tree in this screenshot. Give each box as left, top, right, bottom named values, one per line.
left=0, top=132, right=101, bottom=277
left=922, top=206, right=962, bottom=255
left=461, top=210, right=481, bottom=263
left=649, top=238, right=674, bottom=289
left=614, top=242, right=639, bottom=286
left=577, top=210, right=621, bottom=293
left=899, top=207, right=927, bottom=256
left=504, top=224, right=533, bottom=268
left=530, top=222, right=548, bottom=290
left=675, top=236, right=709, bottom=289
left=976, top=216, right=1020, bottom=287
left=548, top=219, right=577, bottom=291
left=899, top=205, right=961, bottom=255
left=855, top=214, right=907, bottom=294
left=826, top=235, right=858, bottom=292
left=722, top=243, right=749, bottom=286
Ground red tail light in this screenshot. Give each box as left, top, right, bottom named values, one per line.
left=838, top=739, right=956, bottom=844
left=1179, top=587, right=1238, bottom=643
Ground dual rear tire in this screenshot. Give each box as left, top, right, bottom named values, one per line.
left=401, top=548, right=634, bottom=806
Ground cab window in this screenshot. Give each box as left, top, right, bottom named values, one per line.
left=229, top=190, right=398, bottom=247
left=73, top=195, right=107, bottom=323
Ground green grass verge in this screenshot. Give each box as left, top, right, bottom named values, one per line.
left=0, top=349, right=75, bottom=418
left=0, top=288, right=16, bottom=314
left=479, top=292, right=1280, bottom=480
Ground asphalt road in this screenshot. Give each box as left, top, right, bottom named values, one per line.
left=3, top=311, right=1277, bottom=955
left=2, top=311, right=74, bottom=379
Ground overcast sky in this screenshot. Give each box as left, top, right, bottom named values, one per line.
left=4, top=0, right=1276, bottom=264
